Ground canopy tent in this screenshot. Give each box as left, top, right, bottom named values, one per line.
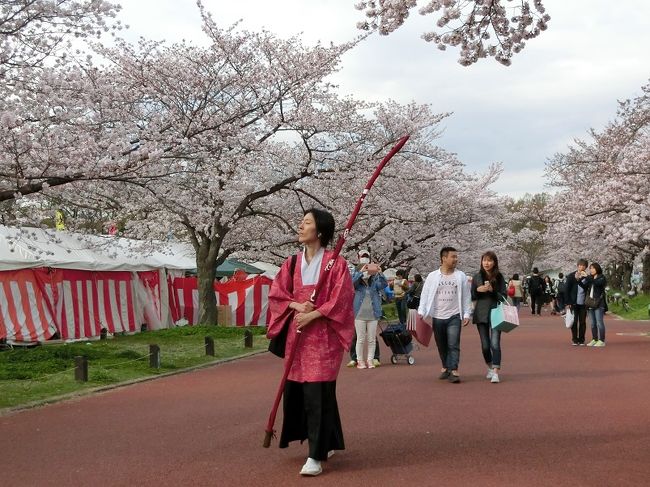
left=0, top=225, right=196, bottom=271
left=0, top=225, right=276, bottom=343
left=251, top=261, right=281, bottom=278
left=214, top=259, right=264, bottom=278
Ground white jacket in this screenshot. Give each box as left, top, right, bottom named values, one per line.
left=418, top=268, right=472, bottom=320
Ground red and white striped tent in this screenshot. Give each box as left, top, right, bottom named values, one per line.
left=0, top=226, right=275, bottom=344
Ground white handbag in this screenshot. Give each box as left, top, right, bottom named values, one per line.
left=564, top=308, right=574, bottom=328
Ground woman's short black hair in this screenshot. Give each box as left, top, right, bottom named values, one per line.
left=590, top=262, right=603, bottom=275
left=414, top=274, right=423, bottom=282
left=512, top=273, right=520, bottom=280
left=304, top=208, right=335, bottom=248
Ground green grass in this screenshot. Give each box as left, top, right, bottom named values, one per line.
left=381, top=302, right=399, bottom=321
left=607, top=291, right=650, bottom=320
left=0, top=326, right=267, bottom=410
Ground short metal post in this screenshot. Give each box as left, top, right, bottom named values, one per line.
left=205, top=336, right=215, bottom=356
left=149, top=344, right=161, bottom=369
left=244, top=329, right=253, bottom=348
left=74, top=356, right=88, bottom=382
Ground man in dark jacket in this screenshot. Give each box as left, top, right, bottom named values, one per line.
left=563, top=258, right=588, bottom=346
left=527, top=268, right=544, bottom=315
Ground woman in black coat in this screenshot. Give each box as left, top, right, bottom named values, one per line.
left=471, top=251, right=507, bottom=383
left=583, top=262, right=607, bottom=346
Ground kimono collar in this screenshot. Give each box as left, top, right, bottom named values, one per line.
left=301, top=247, right=325, bottom=285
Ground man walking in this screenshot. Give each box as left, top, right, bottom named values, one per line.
left=564, top=259, right=588, bottom=346
left=527, top=268, right=544, bottom=315
left=418, top=247, right=472, bottom=383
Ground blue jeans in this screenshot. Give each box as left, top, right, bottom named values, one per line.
left=587, top=307, right=606, bottom=342
left=432, top=314, right=461, bottom=371
left=476, top=323, right=502, bottom=368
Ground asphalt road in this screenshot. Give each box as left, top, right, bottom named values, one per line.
left=2, top=309, right=649, bottom=486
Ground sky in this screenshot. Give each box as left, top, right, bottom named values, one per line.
left=114, top=0, right=650, bottom=198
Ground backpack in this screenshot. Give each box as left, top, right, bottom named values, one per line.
left=557, top=278, right=566, bottom=295
left=528, top=275, right=542, bottom=295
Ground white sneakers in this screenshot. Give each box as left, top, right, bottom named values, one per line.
left=300, top=458, right=322, bottom=476
left=486, top=367, right=500, bottom=383
left=299, top=452, right=335, bottom=476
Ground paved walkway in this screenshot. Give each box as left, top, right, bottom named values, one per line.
left=1, top=311, right=649, bottom=486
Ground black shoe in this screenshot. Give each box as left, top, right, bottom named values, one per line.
left=448, top=374, right=461, bottom=383
left=438, top=370, right=450, bottom=380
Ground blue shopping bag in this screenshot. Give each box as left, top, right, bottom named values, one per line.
left=490, top=301, right=519, bottom=333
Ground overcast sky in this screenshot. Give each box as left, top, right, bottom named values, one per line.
left=115, top=0, right=650, bottom=198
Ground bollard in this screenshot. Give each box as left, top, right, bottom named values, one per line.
left=205, top=336, right=215, bottom=356
left=74, top=356, right=88, bottom=382
left=149, top=344, right=161, bottom=369
left=244, top=329, right=253, bottom=348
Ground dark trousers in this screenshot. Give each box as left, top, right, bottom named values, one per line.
left=476, top=322, right=502, bottom=368
left=280, top=381, right=345, bottom=461
left=530, top=294, right=543, bottom=315
left=432, top=314, right=462, bottom=371
left=395, top=297, right=407, bottom=325
left=571, top=305, right=587, bottom=344
left=349, top=332, right=380, bottom=361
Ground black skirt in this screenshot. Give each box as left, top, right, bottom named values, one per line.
left=279, top=380, right=345, bottom=461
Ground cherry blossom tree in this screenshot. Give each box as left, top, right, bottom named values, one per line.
left=355, top=0, right=550, bottom=66
left=0, top=0, right=121, bottom=73
left=546, top=81, right=650, bottom=292
left=51, top=9, right=379, bottom=325
left=0, top=0, right=125, bottom=210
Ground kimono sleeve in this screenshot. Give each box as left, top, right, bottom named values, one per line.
left=266, top=256, right=296, bottom=339
left=315, top=257, right=355, bottom=350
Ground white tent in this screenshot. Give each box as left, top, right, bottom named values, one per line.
left=0, top=225, right=198, bottom=343
left=251, top=261, right=281, bottom=278
left=0, top=225, right=195, bottom=271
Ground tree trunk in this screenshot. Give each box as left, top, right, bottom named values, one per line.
left=621, top=261, right=633, bottom=293
left=195, top=238, right=221, bottom=325
left=608, top=263, right=623, bottom=290
left=642, top=253, right=650, bottom=295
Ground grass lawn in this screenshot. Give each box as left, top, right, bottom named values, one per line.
left=0, top=325, right=267, bottom=410
left=607, top=291, right=650, bottom=321
left=381, top=302, right=399, bottom=321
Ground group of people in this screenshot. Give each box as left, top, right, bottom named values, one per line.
left=265, top=208, right=607, bottom=476
left=563, top=258, right=608, bottom=347
left=520, top=260, right=608, bottom=346
left=521, top=269, right=566, bottom=315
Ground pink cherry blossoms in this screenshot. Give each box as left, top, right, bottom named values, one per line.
left=355, top=0, right=550, bottom=66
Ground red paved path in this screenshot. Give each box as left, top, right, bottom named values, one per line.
left=2, top=312, right=649, bottom=486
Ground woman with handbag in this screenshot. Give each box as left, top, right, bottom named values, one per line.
left=266, top=208, right=355, bottom=476
left=507, top=274, right=523, bottom=309
left=471, top=251, right=507, bottom=383
left=584, top=262, right=607, bottom=347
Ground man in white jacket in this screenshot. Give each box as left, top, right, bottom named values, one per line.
left=418, top=247, right=472, bottom=383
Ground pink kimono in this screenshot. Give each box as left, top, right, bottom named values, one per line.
left=267, top=250, right=355, bottom=382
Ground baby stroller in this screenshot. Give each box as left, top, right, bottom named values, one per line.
left=379, top=323, right=415, bottom=365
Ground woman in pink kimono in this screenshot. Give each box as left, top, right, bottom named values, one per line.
left=267, top=208, right=355, bottom=477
